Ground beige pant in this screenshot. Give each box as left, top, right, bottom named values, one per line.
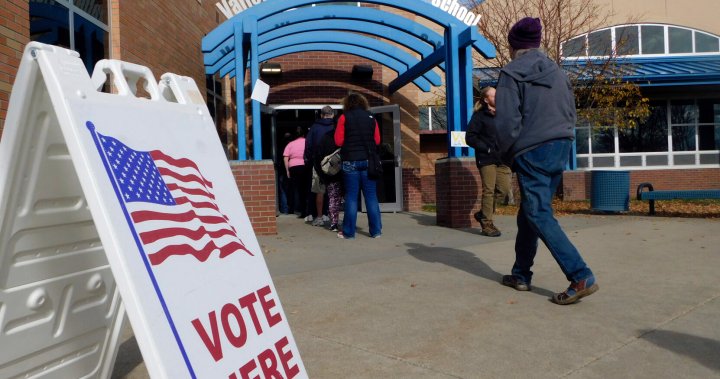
left=479, top=164, right=511, bottom=221
left=311, top=167, right=326, bottom=194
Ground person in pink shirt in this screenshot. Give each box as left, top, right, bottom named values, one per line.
left=283, top=128, right=309, bottom=218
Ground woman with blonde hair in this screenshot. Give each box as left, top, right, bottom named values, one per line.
left=334, top=93, right=382, bottom=239
left=466, top=86, right=511, bottom=236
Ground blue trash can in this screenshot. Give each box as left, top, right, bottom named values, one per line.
left=591, top=170, right=630, bottom=212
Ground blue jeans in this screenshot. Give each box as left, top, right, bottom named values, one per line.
left=341, top=160, right=382, bottom=238
left=511, top=139, right=593, bottom=284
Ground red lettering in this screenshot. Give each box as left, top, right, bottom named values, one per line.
left=257, top=348, right=283, bottom=379
left=191, top=311, right=224, bottom=362
left=275, top=336, right=300, bottom=379
left=239, top=292, right=263, bottom=335
left=194, top=285, right=289, bottom=366
left=221, top=303, right=247, bottom=348
left=239, top=358, right=259, bottom=379
left=258, top=286, right=282, bottom=328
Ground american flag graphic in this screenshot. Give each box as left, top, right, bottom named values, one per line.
left=96, top=132, right=254, bottom=266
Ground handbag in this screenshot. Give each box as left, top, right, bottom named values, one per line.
left=320, top=148, right=342, bottom=176
left=366, top=144, right=383, bottom=180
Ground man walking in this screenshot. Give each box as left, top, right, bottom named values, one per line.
left=495, top=17, right=598, bottom=305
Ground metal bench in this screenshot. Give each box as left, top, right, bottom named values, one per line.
left=636, top=182, right=720, bottom=215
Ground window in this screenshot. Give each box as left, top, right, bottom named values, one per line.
left=698, top=99, right=720, bottom=151
left=591, top=127, right=615, bottom=154
left=419, top=106, right=447, bottom=131
left=563, top=24, right=720, bottom=58
left=615, top=26, right=639, bottom=55
left=206, top=75, right=228, bottom=154
left=588, top=29, right=612, bottom=56
left=641, top=25, right=665, bottom=54
left=668, top=27, right=692, bottom=54
left=30, top=0, right=108, bottom=73
left=562, top=36, right=586, bottom=57
left=695, top=32, right=720, bottom=53
left=619, top=101, right=668, bottom=153
left=576, top=100, right=719, bottom=169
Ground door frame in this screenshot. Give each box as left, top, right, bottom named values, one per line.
left=370, top=104, right=403, bottom=212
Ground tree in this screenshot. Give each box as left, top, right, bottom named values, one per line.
left=467, top=0, right=650, bottom=129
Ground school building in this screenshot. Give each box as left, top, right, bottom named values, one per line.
left=1, top=0, right=718, bottom=235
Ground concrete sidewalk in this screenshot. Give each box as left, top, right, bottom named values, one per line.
left=112, top=212, right=720, bottom=378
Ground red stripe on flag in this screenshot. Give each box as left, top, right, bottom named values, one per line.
left=139, top=225, right=237, bottom=245
left=131, top=209, right=228, bottom=224
left=148, top=240, right=253, bottom=265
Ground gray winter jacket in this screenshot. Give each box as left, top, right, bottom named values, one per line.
left=495, top=49, right=576, bottom=160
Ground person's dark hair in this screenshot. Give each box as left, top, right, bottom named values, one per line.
left=342, top=92, right=370, bottom=112
left=295, top=125, right=306, bottom=138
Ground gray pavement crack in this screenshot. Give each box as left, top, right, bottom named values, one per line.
left=560, top=291, right=720, bottom=378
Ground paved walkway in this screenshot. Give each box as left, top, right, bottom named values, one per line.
left=112, top=212, right=720, bottom=378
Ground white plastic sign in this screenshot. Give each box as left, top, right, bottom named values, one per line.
left=0, top=43, right=306, bottom=379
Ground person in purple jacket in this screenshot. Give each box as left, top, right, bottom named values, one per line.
left=494, top=17, right=598, bottom=305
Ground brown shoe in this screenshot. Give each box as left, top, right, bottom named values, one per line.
left=551, top=277, right=599, bottom=305
left=480, top=219, right=501, bottom=237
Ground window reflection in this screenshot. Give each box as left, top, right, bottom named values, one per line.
left=575, top=128, right=589, bottom=154
left=616, top=26, right=639, bottom=55
left=698, top=100, right=720, bottom=150
left=30, top=0, right=107, bottom=73
left=591, top=127, right=614, bottom=154
left=695, top=32, right=720, bottom=53
left=641, top=25, right=665, bottom=54
left=30, top=0, right=71, bottom=49
left=563, top=36, right=586, bottom=57
left=418, top=106, right=447, bottom=131
left=619, top=101, right=668, bottom=153
left=671, top=100, right=698, bottom=124
left=672, top=125, right=696, bottom=151
left=588, top=29, right=611, bottom=56
left=668, top=27, right=692, bottom=54
left=74, top=13, right=107, bottom=73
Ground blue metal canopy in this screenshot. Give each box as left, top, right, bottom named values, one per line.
left=202, top=0, right=496, bottom=160
left=476, top=55, right=720, bottom=88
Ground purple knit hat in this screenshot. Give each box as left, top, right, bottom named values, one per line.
left=508, top=17, right=542, bottom=50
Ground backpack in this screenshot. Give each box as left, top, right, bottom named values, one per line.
left=320, top=148, right=342, bottom=175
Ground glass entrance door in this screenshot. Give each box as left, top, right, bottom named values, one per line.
left=369, top=105, right=403, bottom=212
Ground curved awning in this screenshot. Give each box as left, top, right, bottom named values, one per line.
left=202, top=0, right=496, bottom=160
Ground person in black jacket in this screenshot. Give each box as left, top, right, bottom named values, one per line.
left=305, top=106, right=336, bottom=226
left=466, top=86, right=511, bottom=237
left=334, top=93, right=382, bottom=239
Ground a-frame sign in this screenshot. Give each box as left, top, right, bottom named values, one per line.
left=0, top=42, right=306, bottom=378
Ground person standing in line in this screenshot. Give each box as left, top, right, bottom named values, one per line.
left=495, top=17, right=598, bottom=305
left=277, top=132, right=293, bottom=215
left=466, top=86, right=512, bottom=237
left=283, top=127, right=309, bottom=219
left=314, top=125, right=343, bottom=232
left=305, top=106, right=336, bottom=226
left=334, top=93, right=382, bottom=239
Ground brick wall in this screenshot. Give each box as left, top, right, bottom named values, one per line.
left=263, top=53, right=384, bottom=106
left=112, top=0, right=221, bottom=97
left=563, top=168, right=720, bottom=201
left=230, top=160, right=277, bottom=235
left=402, top=167, right=422, bottom=211
left=0, top=0, right=29, bottom=138
left=435, top=158, right=481, bottom=228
